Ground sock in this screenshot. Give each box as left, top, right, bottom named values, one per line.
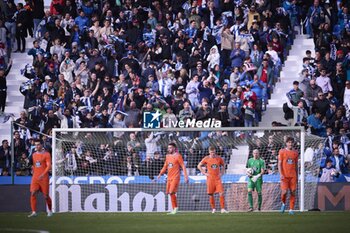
left=258, top=193, right=262, bottom=209
left=30, top=195, right=37, bottom=212
left=281, top=193, right=287, bottom=205
left=46, top=196, right=52, bottom=211
left=219, top=195, right=225, bottom=209
left=290, top=194, right=295, bottom=210
left=248, top=192, right=253, bottom=208
left=170, top=194, right=177, bottom=209
left=209, top=195, right=215, bottom=209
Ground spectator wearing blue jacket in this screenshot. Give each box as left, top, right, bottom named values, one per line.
left=27, top=40, right=45, bottom=62
left=337, top=6, right=350, bottom=31
left=198, top=80, right=213, bottom=104
left=307, top=110, right=326, bottom=137
left=81, top=1, right=94, bottom=18
left=74, top=10, right=90, bottom=32
left=230, top=42, right=246, bottom=68
left=250, top=74, right=266, bottom=122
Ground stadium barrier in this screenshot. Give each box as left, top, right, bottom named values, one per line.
left=1, top=183, right=349, bottom=212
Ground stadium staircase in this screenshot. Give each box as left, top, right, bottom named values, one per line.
left=0, top=38, right=35, bottom=142
left=260, top=34, right=315, bottom=127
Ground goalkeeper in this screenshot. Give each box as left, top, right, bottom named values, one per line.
left=246, top=149, right=265, bottom=212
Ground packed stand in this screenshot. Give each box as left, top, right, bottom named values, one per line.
left=281, top=0, right=350, bottom=178
left=1, top=0, right=309, bottom=176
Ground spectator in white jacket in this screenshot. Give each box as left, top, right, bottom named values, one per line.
left=344, top=81, right=350, bottom=110
left=50, top=38, right=65, bottom=62
left=56, top=108, right=80, bottom=128
left=206, top=45, right=220, bottom=70
left=185, top=74, right=200, bottom=109
left=145, top=132, right=161, bottom=158
left=60, top=52, right=76, bottom=83
left=157, top=71, right=176, bottom=98
left=316, top=69, right=333, bottom=94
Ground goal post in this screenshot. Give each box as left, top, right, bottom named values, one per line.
left=51, top=126, right=324, bottom=213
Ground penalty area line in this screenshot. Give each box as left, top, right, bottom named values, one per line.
left=0, top=228, right=49, bottom=233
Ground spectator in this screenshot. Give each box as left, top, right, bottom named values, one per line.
left=243, top=100, right=255, bottom=127
left=230, top=42, right=246, bottom=68
left=305, top=79, right=322, bottom=108
left=50, top=0, right=64, bottom=16
left=197, top=80, right=213, bottom=104
left=185, top=148, right=201, bottom=176
left=228, top=94, right=242, bottom=127
left=299, top=69, right=311, bottom=94
left=163, top=107, right=177, bottom=128
left=207, top=45, right=220, bottom=70
left=0, top=140, right=10, bottom=175
left=221, top=27, right=234, bottom=69
left=312, top=91, right=330, bottom=117
left=178, top=101, right=195, bottom=121
left=144, top=132, right=161, bottom=158
left=307, top=110, right=326, bottom=137
left=286, top=81, right=304, bottom=106
left=126, top=133, right=141, bottom=153
left=185, top=75, right=200, bottom=109
left=250, top=74, right=266, bottom=122
left=250, top=44, right=264, bottom=68
left=0, top=60, right=12, bottom=114
left=14, top=3, right=27, bottom=53
left=286, top=99, right=308, bottom=127
left=316, top=68, right=333, bottom=94
left=215, top=102, right=229, bottom=127
left=16, top=152, right=31, bottom=176
left=343, top=81, right=350, bottom=109
left=319, top=159, right=337, bottom=182
left=195, top=100, right=213, bottom=121
left=64, top=146, right=78, bottom=175
left=140, top=155, right=154, bottom=179
left=329, top=147, right=348, bottom=174
left=151, top=151, right=163, bottom=177
left=124, top=101, right=141, bottom=128
left=56, top=107, right=80, bottom=129
left=74, top=9, right=89, bottom=32
left=256, top=59, right=273, bottom=98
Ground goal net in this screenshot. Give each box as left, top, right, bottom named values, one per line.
left=51, top=127, right=325, bottom=213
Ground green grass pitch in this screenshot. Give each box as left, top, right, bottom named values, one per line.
left=0, top=212, right=349, bottom=233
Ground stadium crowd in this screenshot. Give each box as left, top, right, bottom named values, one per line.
left=0, top=0, right=349, bottom=179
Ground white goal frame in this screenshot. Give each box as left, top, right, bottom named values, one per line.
left=51, top=126, right=306, bottom=213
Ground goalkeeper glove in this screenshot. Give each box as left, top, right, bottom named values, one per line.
left=251, top=174, right=262, bottom=183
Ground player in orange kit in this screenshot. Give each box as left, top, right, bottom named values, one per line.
left=197, top=146, right=228, bottom=214
left=158, top=142, right=188, bottom=214
left=28, top=139, right=52, bottom=217
left=278, top=136, right=298, bottom=215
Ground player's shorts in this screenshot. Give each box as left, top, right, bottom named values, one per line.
left=166, top=179, right=180, bottom=194
left=207, top=179, right=224, bottom=194
left=247, top=179, right=262, bottom=193
left=280, top=177, right=297, bottom=191
left=30, top=178, right=49, bottom=196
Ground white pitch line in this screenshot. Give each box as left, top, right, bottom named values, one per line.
left=0, top=228, right=49, bottom=233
